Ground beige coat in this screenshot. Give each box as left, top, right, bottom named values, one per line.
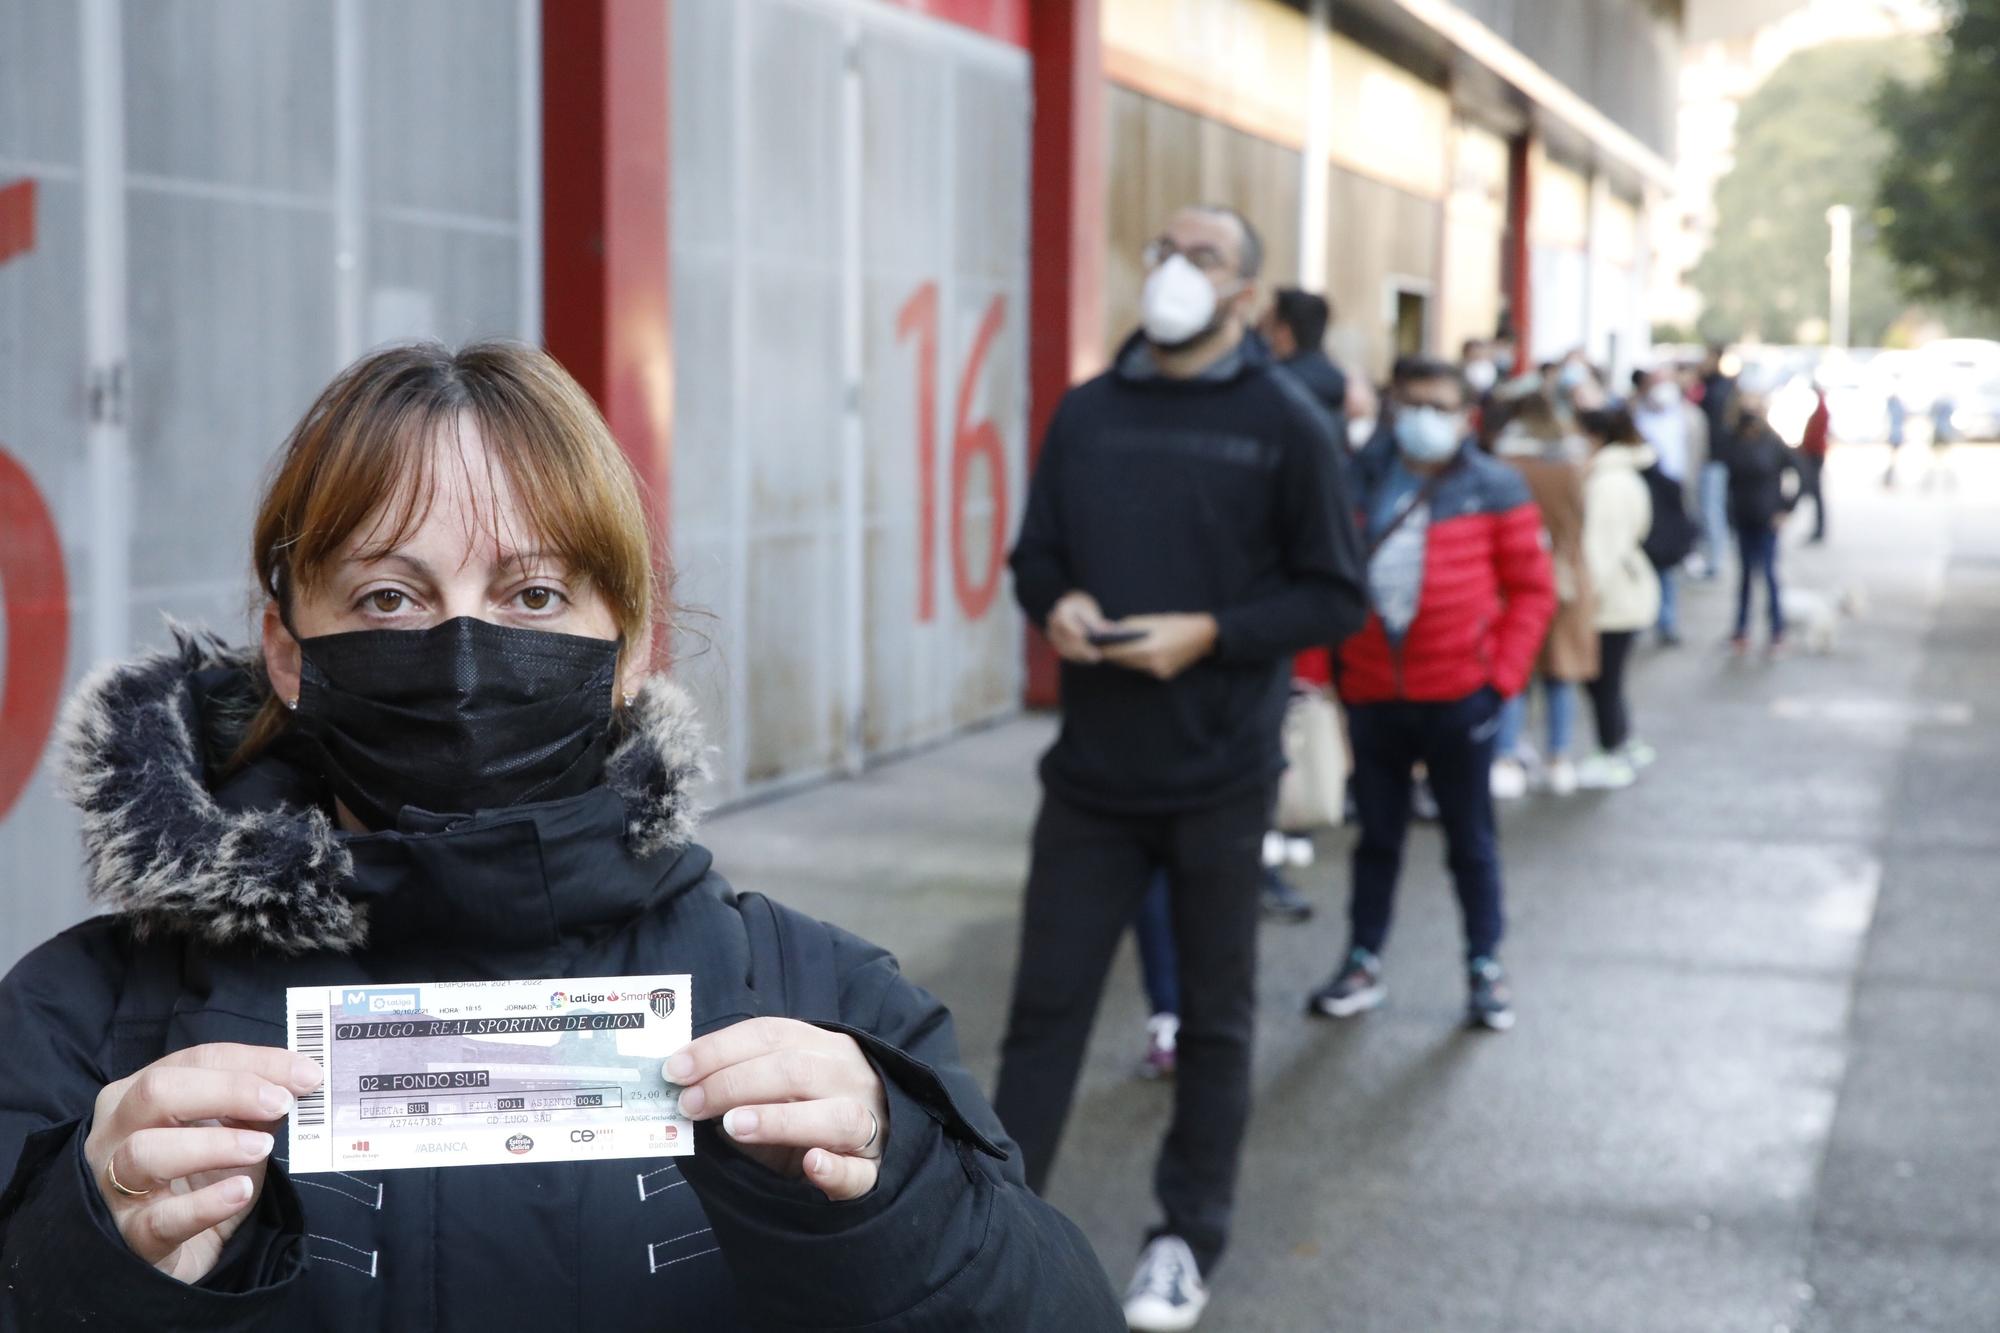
left=1499, top=446, right=1599, bottom=682
left=1584, top=442, right=1662, bottom=633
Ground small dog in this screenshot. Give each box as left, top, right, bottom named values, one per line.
left=1781, top=585, right=1865, bottom=654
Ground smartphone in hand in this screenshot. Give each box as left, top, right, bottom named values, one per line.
left=1087, top=626, right=1150, bottom=648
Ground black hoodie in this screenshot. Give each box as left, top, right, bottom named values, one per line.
left=1277, top=347, right=1349, bottom=437
left=0, top=631, right=1123, bottom=1331
left=1011, top=333, right=1368, bottom=814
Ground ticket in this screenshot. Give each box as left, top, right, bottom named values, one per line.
left=285, top=975, right=694, bottom=1174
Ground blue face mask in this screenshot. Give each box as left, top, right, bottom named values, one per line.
left=1394, top=406, right=1463, bottom=464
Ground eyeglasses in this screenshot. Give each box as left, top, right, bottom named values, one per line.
left=1143, top=238, right=1234, bottom=275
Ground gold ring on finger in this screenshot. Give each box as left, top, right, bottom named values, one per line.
left=106, top=1154, right=153, bottom=1198
left=859, top=1108, right=880, bottom=1157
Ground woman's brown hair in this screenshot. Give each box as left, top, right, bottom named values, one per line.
left=235, top=340, right=659, bottom=766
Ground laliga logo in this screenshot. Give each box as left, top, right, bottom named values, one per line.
left=549, top=990, right=567, bottom=1007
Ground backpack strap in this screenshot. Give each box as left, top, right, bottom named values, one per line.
left=738, top=891, right=840, bottom=1024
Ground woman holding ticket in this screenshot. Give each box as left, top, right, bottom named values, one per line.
left=0, top=342, right=1122, bottom=1330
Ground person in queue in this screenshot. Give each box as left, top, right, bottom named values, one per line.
left=0, top=341, right=1124, bottom=1330
left=999, top=204, right=1367, bottom=1331
left=1306, top=358, right=1556, bottom=1033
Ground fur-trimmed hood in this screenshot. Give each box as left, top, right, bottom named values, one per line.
left=57, top=626, right=708, bottom=955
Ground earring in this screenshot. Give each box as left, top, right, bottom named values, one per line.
left=621, top=692, right=636, bottom=708
left=285, top=697, right=299, bottom=711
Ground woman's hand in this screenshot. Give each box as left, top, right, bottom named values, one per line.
left=668, top=1018, right=890, bottom=1202
left=82, top=1043, right=325, bottom=1284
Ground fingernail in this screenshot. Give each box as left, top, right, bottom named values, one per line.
left=238, top=1130, right=274, bottom=1158
left=678, top=1085, right=706, bottom=1117
left=291, top=1057, right=324, bottom=1090
left=223, top=1176, right=254, bottom=1204
left=806, top=1149, right=827, bottom=1175
left=722, top=1107, right=758, bottom=1138
left=665, top=1052, right=693, bottom=1082
left=259, top=1084, right=294, bottom=1117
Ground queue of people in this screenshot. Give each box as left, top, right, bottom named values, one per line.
left=0, top=189, right=1830, bottom=1333
left=992, top=196, right=1827, bottom=1328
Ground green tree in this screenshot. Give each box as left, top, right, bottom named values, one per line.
left=1691, top=37, right=1933, bottom=345
left=1876, top=0, right=2000, bottom=316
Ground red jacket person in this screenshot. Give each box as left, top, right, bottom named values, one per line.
left=1308, top=356, right=1556, bottom=1032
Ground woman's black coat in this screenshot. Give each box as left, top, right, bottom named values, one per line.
left=0, top=632, right=1122, bottom=1330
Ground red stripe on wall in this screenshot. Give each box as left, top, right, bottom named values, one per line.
left=542, top=0, right=674, bottom=663
left=0, top=178, right=35, bottom=268
left=0, top=448, right=68, bottom=821
left=1507, top=135, right=1533, bottom=374
left=872, top=0, right=1030, bottom=47
left=1023, top=0, right=1104, bottom=708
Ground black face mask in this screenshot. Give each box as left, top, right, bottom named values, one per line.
left=289, top=617, right=622, bottom=830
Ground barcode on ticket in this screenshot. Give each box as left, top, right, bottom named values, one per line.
left=292, top=1010, right=327, bottom=1126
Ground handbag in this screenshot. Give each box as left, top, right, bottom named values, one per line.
left=1275, top=686, right=1348, bottom=832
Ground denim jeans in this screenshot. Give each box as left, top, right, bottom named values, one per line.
left=1699, top=461, right=1730, bottom=576
left=1734, top=522, right=1785, bottom=640
left=1495, top=679, right=1576, bottom=760
left=1135, top=872, right=1180, bottom=1017
left=1346, top=690, right=1506, bottom=961
left=1657, top=567, right=1680, bottom=636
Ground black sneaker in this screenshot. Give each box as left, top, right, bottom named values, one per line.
left=1259, top=869, right=1314, bottom=923
left=1307, top=948, right=1385, bottom=1019
left=1467, top=956, right=1515, bottom=1032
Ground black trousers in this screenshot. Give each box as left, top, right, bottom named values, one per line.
left=1346, top=690, right=1505, bottom=961
left=992, top=782, right=1270, bottom=1276
left=1800, top=452, right=1827, bottom=538
left=1587, top=629, right=1638, bottom=751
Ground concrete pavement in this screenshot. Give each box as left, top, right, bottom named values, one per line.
left=702, top=443, right=2000, bottom=1332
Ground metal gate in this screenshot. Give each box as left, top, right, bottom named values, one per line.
left=0, top=0, right=540, bottom=972
left=668, top=0, right=1030, bottom=798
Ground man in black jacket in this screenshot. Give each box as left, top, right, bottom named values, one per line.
left=994, top=205, right=1368, bottom=1331
left=1262, top=288, right=1347, bottom=436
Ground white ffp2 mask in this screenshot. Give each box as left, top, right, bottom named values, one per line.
left=1140, top=254, right=1222, bottom=348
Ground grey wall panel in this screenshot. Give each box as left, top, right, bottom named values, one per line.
left=1, top=0, right=537, bottom=975
left=364, top=0, right=521, bottom=221
left=667, top=0, right=743, bottom=790
left=946, top=57, right=1028, bottom=725
left=0, top=158, right=88, bottom=970
left=670, top=0, right=1027, bottom=798
left=125, top=190, right=336, bottom=600
left=367, top=219, right=521, bottom=345
left=860, top=23, right=952, bottom=752
left=123, top=0, right=335, bottom=192
left=0, top=2, right=82, bottom=162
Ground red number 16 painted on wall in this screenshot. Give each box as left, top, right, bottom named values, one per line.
left=896, top=283, right=1009, bottom=624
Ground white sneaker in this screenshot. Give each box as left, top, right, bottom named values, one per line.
left=1124, top=1235, right=1209, bottom=1331
left=1622, top=738, right=1659, bottom=769
left=1139, top=1013, right=1179, bottom=1081
left=1576, top=752, right=1638, bottom=790
left=1490, top=758, right=1529, bottom=801
left=1544, top=757, right=1579, bottom=797
left=1261, top=831, right=1288, bottom=869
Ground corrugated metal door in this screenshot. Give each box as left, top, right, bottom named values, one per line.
left=669, top=0, right=1029, bottom=801
left=0, top=0, right=541, bottom=974
left=0, top=0, right=93, bottom=969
